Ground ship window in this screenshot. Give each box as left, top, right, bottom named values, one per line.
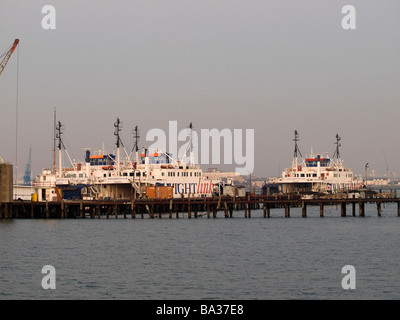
left=301, top=174, right=304, bottom=177
left=177, top=172, right=180, bottom=177
left=123, top=173, right=127, bottom=176
left=129, top=172, right=133, bottom=176
left=162, top=172, right=165, bottom=176
left=313, top=174, right=317, bottom=177
left=190, top=172, right=192, bottom=177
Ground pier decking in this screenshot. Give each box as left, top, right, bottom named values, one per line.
left=1, top=194, right=400, bottom=219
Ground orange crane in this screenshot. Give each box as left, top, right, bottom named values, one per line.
left=0, top=39, right=19, bottom=77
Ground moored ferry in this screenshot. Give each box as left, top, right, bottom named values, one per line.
left=268, top=132, right=363, bottom=194
left=34, top=119, right=220, bottom=201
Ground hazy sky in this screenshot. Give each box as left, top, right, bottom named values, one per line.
left=1, top=0, right=399, bottom=178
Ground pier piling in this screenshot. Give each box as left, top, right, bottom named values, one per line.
left=302, top=202, right=307, bottom=218
left=377, top=202, right=381, bottom=217
left=359, top=202, right=365, bottom=217
left=341, top=202, right=346, bottom=217
left=320, top=203, right=324, bottom=217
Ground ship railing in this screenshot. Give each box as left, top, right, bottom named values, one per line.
left=33, top=181, right=56, bottom=188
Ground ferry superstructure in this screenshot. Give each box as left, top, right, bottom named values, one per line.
left=34, top=119, right=220, bottom=201
left=269, top=132, right=363, bottom=194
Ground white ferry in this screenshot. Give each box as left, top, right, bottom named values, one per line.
left=34, top=119, right=220, bottom=201
left=268, top=132, right=363, bottom=194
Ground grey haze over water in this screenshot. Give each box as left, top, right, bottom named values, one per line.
left=1, top=1, right=400, bottom=177
left=1, top=204, right=399, bottom=300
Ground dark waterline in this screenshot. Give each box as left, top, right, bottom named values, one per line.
left=1, top=204, right=399, bottom=300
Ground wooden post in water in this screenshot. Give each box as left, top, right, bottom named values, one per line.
left=6, top=203, right=10, bottom=219
left=4, top=203, right=8, bottom=219
left=169, top=200, right=173, bottom=219
left=397, top=201, right=400, bottom=217
left=263, top=202, right=266, bottom=218
left=131, top=192, right=136, bottom=219
left=145, top=204, right=151, bottom=218
left=302, top=202, right=307, bottom=218
left=320, top=203, right=324, bottom=217
left=248, top=196, right=251, bottom=218
left=244, top=203, right=248, bottom=218
left=207, top=203, right=210, bottom=218
left=359, top=201, right=365, bottom=217
left=188, top=195, right=191, bottom=219
left=46, top=201, right=50, bottom=219
left=60, top=200, right=65, bottom=218
left=31, top=203, right=34, bottom=219
left=341, top=202, right=346, bottom=217
left=114, top=203, right=118, bottom=219
left=377, top=202, right=382, bottom=217
left=80, top=200, right=84, bottom=218
left=285, top=204, right=290, bottom=218
left=224, top=202, right=229, bottom=218
left=352, top=202, right=356, bottom=217
left=131, top=201, right=136, bottom=219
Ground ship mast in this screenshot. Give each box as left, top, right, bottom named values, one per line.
left=189, top=122, right=194, bottom=166
left=52, top=108, right=56, bottom=174
left=292, top=130, right=302, bottom=169
left=333, top=134, right=342, bottom=167
left=132, top=125, right=140, bottom=163
left=56, top=121, right=63, bottom=177
left=56, top=121, right=76, bottom=176
left=114, top=118, right=123, bottom=174
left=182, top=122, right=195, bottom=166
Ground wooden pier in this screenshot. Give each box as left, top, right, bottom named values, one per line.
left=1, top=195, right=400, bottom=219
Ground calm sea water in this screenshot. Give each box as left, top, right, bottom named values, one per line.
left=0, top=203, right=399, bottom=300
